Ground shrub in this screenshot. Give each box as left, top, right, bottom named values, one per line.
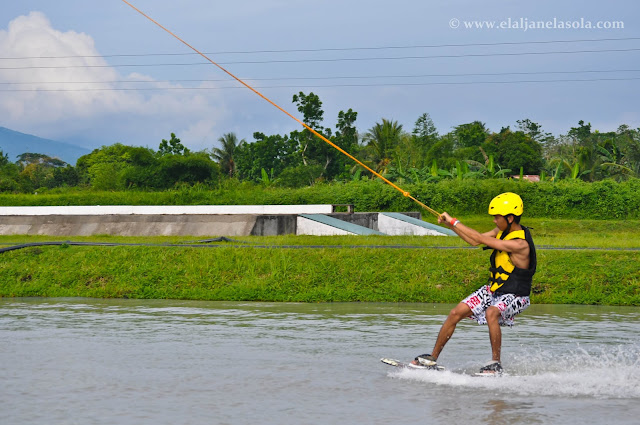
left=0, top=178, right=637, bottom=219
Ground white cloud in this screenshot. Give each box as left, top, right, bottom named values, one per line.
left=0, top=11, right=229, bottom=150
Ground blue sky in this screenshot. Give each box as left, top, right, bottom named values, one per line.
left=1, top=0, right=638, bottom=152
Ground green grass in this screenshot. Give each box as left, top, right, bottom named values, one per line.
left=0, top=217, right=638, bottom=305
left=1, top=216, right=636, bottom=248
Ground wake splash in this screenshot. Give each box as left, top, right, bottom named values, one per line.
left=391, top=344, right=640, bottom=399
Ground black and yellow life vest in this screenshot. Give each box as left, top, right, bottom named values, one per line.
left=488, top=225, right=536, bottom=296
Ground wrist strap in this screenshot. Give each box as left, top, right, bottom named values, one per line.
left=450, top=218, right=459, bottom=227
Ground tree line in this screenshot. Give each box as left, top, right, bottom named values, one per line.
left=1, top=91, right=638, bottom=193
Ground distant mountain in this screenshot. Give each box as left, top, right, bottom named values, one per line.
left=0, top=127, right=91, bottom=165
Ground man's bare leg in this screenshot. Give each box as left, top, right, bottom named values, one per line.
left=430, top=302, right=472, bottom=360
left=485, top=306, right=502, bottom=362
left=411, top=303, right=471, bottom=365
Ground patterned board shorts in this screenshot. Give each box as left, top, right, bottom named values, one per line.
left=462, top=285, right=530, bottom=327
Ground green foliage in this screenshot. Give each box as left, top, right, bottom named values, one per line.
left=235, top=132, right=298, bottom=182
left=2, top=178, right=637, bottom=219
left=517, top=118, right=554, bottom=145
left=155, top=153, right=220, bottom=189
left=0, top=150, right=9, bottom=167
left=0, top=98, right=639, bottom=195
left=158, top=133, right=190, bottom=156
left=211, top=132, right=243, bottom=177
left=13, top=153, right=69, bottom=191
left=0, top=151, right=22, bottom=192
left=76, top=144, right=156, bottom=190
left=413, top=112, right=438, bottom=140
left=73, top=143, right=219, bottom=190
left=278, top=164, right=324, bottom=188
left=290, top=92, right=353, bottom=181
left=292, top=91, right=325, bottom=131
left=333, top=108, right=360, bottom=178
left=258, top=168, right=275, bottom=187
left=47, top=165, right=79, bottom=188
left=453, top=121, right=489, bottom=148
left=407, top=113, right=439, bottom=169
left=482, top=127, right=544, bottom=174
left=291, top=91, right=328, bottom=169
left=544, top=121, right=639, bottom=182
left=336, top=109, right=358, bottom=147
left=424, top=134, right=456, bottom=170
left=362, top=118, right=405, bottom=172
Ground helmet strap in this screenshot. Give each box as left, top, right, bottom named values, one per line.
left=503, top=214, right=514, bottom=236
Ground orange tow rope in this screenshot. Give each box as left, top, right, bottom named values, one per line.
left=120, top=0, right=441, bottom=218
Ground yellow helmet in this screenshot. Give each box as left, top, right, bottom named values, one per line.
left=488, top=192, right=523, bottom=216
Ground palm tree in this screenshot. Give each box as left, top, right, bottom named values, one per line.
left=362, top=119, right=404, bottom=172
left=212, top=133, right=244, bottom=177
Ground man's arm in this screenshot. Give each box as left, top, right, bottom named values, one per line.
left=438, top=212, right=527, bottom=253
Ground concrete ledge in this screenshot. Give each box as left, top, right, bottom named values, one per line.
left=379, top=213, right=456, bottom=236
left=298, top=214, right=384, bottom=236
left=0, top=205, right=334, bottom=216
left=0, top=214, right=259, bottom=237
left=0, top=206, right=451, bottom=237
left=296, top=217, right=353, bottom=236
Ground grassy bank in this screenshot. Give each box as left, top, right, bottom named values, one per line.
left=1, top=217, right=638, bottom=305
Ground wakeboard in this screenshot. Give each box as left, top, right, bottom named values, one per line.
left=473, top=371, right=503, bottom=377
left=382, top=358, right=505, bottom=376
left=380, top=358, right=445, bottom=371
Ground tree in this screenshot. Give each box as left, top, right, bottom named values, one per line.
left=156, top=152, right=220, bottom=188
left=481, top=128, right=544, bottom=175
left=16, top=153, right=68, bottom=190
left=558, top=121, right=600, bottom=181
left=0, top=150, right=21, bottom=192
left=47, top=166, right=79, bottom=188
left=453, top=121, right=489, bottom=148
left=158, top=133, right=190, bottom=156
left=413, top=113, right=438, bottom=141
left=567, top=120, right=593, bottom=146
left=399, top=112, right=439, bottom=169
left=616, top=125, right=640, bottom=176
left=292, top=91, right=324, bottom=131
left=212, top=132, right=244, bottom=177
left=362, top=119, right=405, bottom=172
left=234, top=132, right=298, bottom=182
left=335, top=109, right=358, bottom=153
left=425, top=134, right=456, bottom=170
left=516, top=119, right=554, bottom=145
left=597, top=140, right=633, bottom=181
left=331, top=108, right=359, bottom=179
left=16, top=153, right=66, bottom=169
left=291, top=91, right=336, bottom=174
left=76, top=144, right=157, bottom=190
left=277, top=164, right=325, bottom=188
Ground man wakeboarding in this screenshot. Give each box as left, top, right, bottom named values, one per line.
left=412, top=192, right=537, bottom=375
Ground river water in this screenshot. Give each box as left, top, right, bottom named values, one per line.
left=1, top=299, right=639, bottom=425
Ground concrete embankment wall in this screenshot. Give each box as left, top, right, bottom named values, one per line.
left=0, top=214, right=263, bottom=237
left=0, top=206, right=440, bottom=237
left=0, top=205, right=334, bottom=216
left=0, top=205, right=312, bottom=237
